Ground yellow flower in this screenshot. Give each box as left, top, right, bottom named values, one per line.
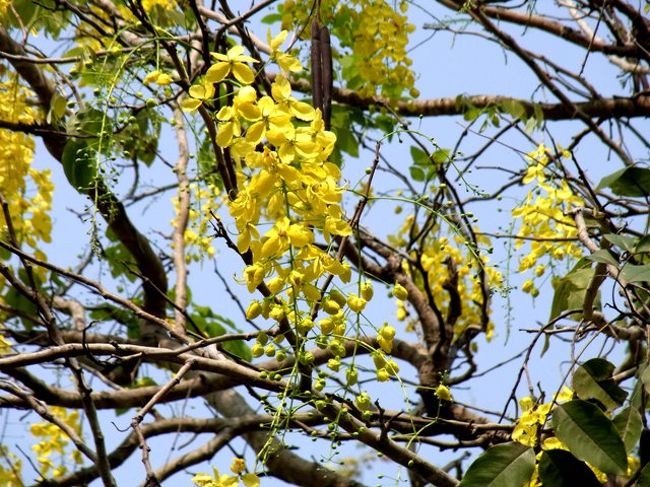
left=260, top=217, right=313, bottom=259
left=377, top=324, right=396, bottom=353
left=230, top=458, right=245, bottom=475
left=245, top=301, right=262, bottom=320
left=435, top=384, right=453, bottom=402
left=215, top=106, right=241, bottom=148
left=207, top=45, right=258, bottom=85
left=143, top=70, right=173, bottom=86
left=180, top=80, right=215, bottom=112
left=142, top=0, right=175, bottom=13
left=347, top=294, right=367, bottom=313
left=360, top=281, right=374, bottom=301
left=268, top=30, right=302, bottom=73
left=271, top=74, right=315, bottom=120
left=0, top=335, right=11, bottom=354
left=554, top=386, right=573, bottom=403
left=243, top=263, right=266, bottom=292
left=355, top=392, right=371, bottom=411
left=521, top=279, right=535, bottom=294
left=392, top=283, right=408, bottom=300
left=321, top=299, right=341, bottom=315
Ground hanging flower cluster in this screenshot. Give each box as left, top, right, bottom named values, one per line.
left=280, top=0, right=417, bottom=99
left=512, top=144, right=584, bottom=296
left=0, top=77, right=53, bottom=292
left=30, top=407, right=83, bottom=478
left=192, top=457, right=260, bottom=487
left=171, top=182, right=222, bottom=262
left=180, top=34, right=410, bottom=386
left=389, top=218, right=502, bottom=341
left=0, top=446, right=22, bottom=486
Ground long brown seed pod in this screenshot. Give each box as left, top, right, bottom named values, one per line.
left=319, top=24, right=332, bottom=131
left=311, top=18, right=323, bottom=114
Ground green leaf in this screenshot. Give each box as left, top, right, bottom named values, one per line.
left=72, top=107, right=111, bottom=137
left=620, top=264, right=650, bottom=283
left=572, top=358, right=627, bottom=411
left=604, top=233, right=638, bottom=253
left=223, top=340, right=252, bottom=362
left=116, top=108, right=161, bottom=166
left=330, top=105, right=361, bottom=162
left=410, top=146, right=430, bottom=166
left=261, top=13, right=281, bottom=24
left=47, top=91, right=67, bottom=124
left=552, top=399, right=627, bottom=475
left=636, top=235, right=650, bottom=254
left=640, top=462, right=650, bottom=487
left=501, top=99, right=527, bottom=120
left=630, top=376, right=644, bottom=411
left=550, top=259, right=598, bottom=321
left=612, top=407, right=642, bottom=453
left=538, top=449, right=601, bottom=487
left=191, top=308, right=251, bottom=361
left=597, top=166, right=650, bottom=197
left=431, top=148, right=450, bottom=165
left=334, top=124, right=359, bottom=158
left=641, top=366, right=650, bottom=396
left=585, top=249, right=618, bottom=266
left=458, top=442, right=535, bottom=487
left=61, top=139, right=98, bottom=191
left=409, top=165, right=425, bottom=182
left=5, top=287, right=38, bottom=330
left=104, top=242, right=138, bottom=282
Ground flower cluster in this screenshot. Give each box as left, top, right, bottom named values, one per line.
left=30, top=407, right=83, bottom=478
left=0, top=446, right=22, bottom=486
left=389, top=218, right=502, bottom=341
left=182, top=36, right=405, bottom=382
left=511, top=387, right=573, bottom=447
left=192, top=458, right=260, bottom=487
left=512, top=144, right=584, bottom=296
left=143, top=69, right=173, bottom=86
left=171, top=182, right=222, bottom=262
left=0, top=77, right=53, bottom=291
left=141, top=0, right=176, bottom=13
left=512, top=388, right=633, bottom=487
left=280, top=0, right=417, bottom=99
left=0, top=0, right=10, bottom=17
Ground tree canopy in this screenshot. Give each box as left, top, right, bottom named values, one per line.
left=0, top=0, right=650, bottom=486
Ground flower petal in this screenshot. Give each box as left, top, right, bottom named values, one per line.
left=205, top=62, right=230, bottom=83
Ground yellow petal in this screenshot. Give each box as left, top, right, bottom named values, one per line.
left=227, top=44, right=245, bottom=58
left=143, top=70, right=160, bottom=85
left=278, top=53, right=303, bottom=73
left=216, top=121, right=235, bottom=147
left=189, top=82, right=214, bottom=100
left=205, top=62, right=230, bottom=83
left=241, top=473, right=260, bottom=487
left=291, top=101, right=315, bottom=121
left=232, top=63, right=255, bottom=85
left=156, top=72, right=173, bottom=85
left=245, top=121, right=266, bottom=144
left=180, top=98, right=202, bottom=112
left=287, top=224, right=313, bottom=247
left=269, top=29, right=288, bottom=51
left=237, top=85, right=258, bottom=103
left=271, top=75, right=291, bottom=101
left=237, top=102, right=261, bottom=121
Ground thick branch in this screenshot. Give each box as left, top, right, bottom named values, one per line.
left=282, top=75, right=650, bottom=120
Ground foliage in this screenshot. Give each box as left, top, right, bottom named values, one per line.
left=0, top=0, right=649, bottom=486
